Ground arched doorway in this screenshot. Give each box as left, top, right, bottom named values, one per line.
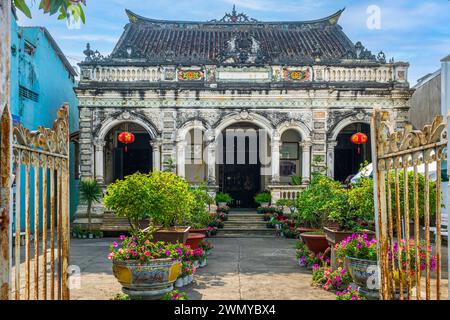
left=104, top=122, right=153, bottom=184
left=334, top=122, right=371, bottom=182
left=218, top=122, right=269, bottom=208
left=280, top=129, right=303, bottom=184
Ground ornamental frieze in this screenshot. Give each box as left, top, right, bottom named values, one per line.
left=78, top=97, right=399, bottom=110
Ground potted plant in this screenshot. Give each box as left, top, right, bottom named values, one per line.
left=108, top=233, right=183, bottom=300
left=295, top=173, right=332, bottom=254
left=325, top=172, right=376, bottom=248
left=104, top=172, right=194, bottom=244
left=255, top=191, right=271, bottom=207
left=215, top=192, right=232, bottom=207
left=79, top=178, right=103, bottom=237
left=188, top=185, right=214, bottom=235
left=334, top=233, right=379, bottom=299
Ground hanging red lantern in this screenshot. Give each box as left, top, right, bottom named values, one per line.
left=118, top=131, right=135, bottom=153
left=350, top=132, right=368, bottom=155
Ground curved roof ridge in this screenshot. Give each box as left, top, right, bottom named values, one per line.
left=125, top=8, right=345, bottom=26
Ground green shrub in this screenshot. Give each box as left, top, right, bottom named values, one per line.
left=103, top=171, right=193, bottom=231
left=254, top=191, right=271, bottom=205
left=215, top=192, right=232, bottom=204
left=189, top=185, right=214, bottom=228
left=295, top=173, right=350, bottom=230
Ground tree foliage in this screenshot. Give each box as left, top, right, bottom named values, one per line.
left=13, top=0, right=86, bottom=23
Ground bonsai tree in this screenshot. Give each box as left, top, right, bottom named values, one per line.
left=255, top=191, right=271, bottom=206
left=295, top=172, right=350, bottom=230
left=215, top=192, right=232, bottom=205
left=78, top=178, right=102, bottom=231
left=189, top=184, right=213, bottom=228
left=103, top=172, right=153, bottom=232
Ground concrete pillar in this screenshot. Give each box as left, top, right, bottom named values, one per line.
left=326, top=141, right=338, bottom=179
left=150, top=139, right=162, bottom=171
left=300, top=141, right=312, bottom=183
left=176, top=140, right=187, bottom=178
left=271, top=135, right=281, bottom=184
left=94, top=139, right=105, bottom=184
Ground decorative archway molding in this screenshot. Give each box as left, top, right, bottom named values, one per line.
left=95, top=111, right=158, bottom=142
left=276, top=119, right=312, bottom=141
left=330, top=116, right=371, bottom=141
left=213, top=110, right=275, bottom=140
left=176, top=119, right=208, bottom=142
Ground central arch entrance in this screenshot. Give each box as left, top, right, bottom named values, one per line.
left=218, top=122, right=268, bottom=208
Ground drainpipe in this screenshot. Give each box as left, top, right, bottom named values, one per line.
left=442, top=54, right=450, bottom=300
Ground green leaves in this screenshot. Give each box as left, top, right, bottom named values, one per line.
left=14, top=0, right=86, bottom=24
left=78, top=178, right=102, bottom=204
left=103, top=172, right=193, bottom=230
left=13, top=0, right=31, bottom=18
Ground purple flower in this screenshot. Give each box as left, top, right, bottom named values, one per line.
left=113, top=241, right=119, bottom=248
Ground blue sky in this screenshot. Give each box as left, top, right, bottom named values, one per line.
left=17, top=0, right=450, bottom=85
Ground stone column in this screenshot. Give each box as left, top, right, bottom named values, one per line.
left=176, top=140, right=187, bottom=178
left=150, top=139, right=162, bottom=171
left=271, top=135, right=281, bottom=184
left=94, top=139, right=105, bottom=184
left=300, top=141, right=312, bottom=184
left=206, top=141, right=217, bottom=186
left=326, top=141, right=338, bottom=179
left=79, top=107, right=94, bottom=179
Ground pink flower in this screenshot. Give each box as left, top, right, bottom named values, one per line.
left=113, top=241, right=119, bottom=248
left=119, top=235, right=126, bottom=240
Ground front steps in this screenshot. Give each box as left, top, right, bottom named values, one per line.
left=216, top=209, right=275, bottom=238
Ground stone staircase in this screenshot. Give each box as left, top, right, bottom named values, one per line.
left=216, top=209, right=275, bottom=238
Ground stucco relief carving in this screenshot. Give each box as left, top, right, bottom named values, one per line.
left=327, top=110, right=372, bottom=134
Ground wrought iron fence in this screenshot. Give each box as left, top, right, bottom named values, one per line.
left=372, top=109, right=446, bottom=300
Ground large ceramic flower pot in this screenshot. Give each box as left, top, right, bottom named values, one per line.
left=152, top=226, right=191, bottom=244
left=185, top=233, right=205, bottom=249
left=296, top=227, right=319, bottom=234
left=324, top=227, right=376, bottom=246
left=112, top=258, right=181, bottom=300
left=346, top=256, right=378, bottom=289
left=300, top=233, right=329, bottom=255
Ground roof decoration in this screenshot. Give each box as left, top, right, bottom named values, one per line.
left=211, top=5, right=258, bottom=23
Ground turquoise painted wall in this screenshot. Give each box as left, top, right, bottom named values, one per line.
left=10, top=18, right=80, bottom=231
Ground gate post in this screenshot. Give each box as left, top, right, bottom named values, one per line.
left=0, top=0, right=13, bottom=301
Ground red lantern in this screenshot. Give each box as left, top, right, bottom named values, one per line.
left=350, top=132, right=368, bottom=155
left=118, top=131, right=135, bottom=153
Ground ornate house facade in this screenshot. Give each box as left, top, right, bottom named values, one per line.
left=74, top=7, right=412, bottom=225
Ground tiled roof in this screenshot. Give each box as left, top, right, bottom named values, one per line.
left=106, top=8, right=373, bottom=65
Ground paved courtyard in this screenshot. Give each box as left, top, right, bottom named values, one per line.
left=70, top=237, right=335, bottom=300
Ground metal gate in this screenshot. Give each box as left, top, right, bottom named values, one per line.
left=372, top=109, right=446, bottom=300
left=2, top=105, right=70, bottom=300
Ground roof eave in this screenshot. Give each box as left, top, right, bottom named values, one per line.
left=125, top=8, right=345, bottom=26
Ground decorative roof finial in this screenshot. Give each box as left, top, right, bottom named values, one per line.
left=216, top=5, right=258, bottom=23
